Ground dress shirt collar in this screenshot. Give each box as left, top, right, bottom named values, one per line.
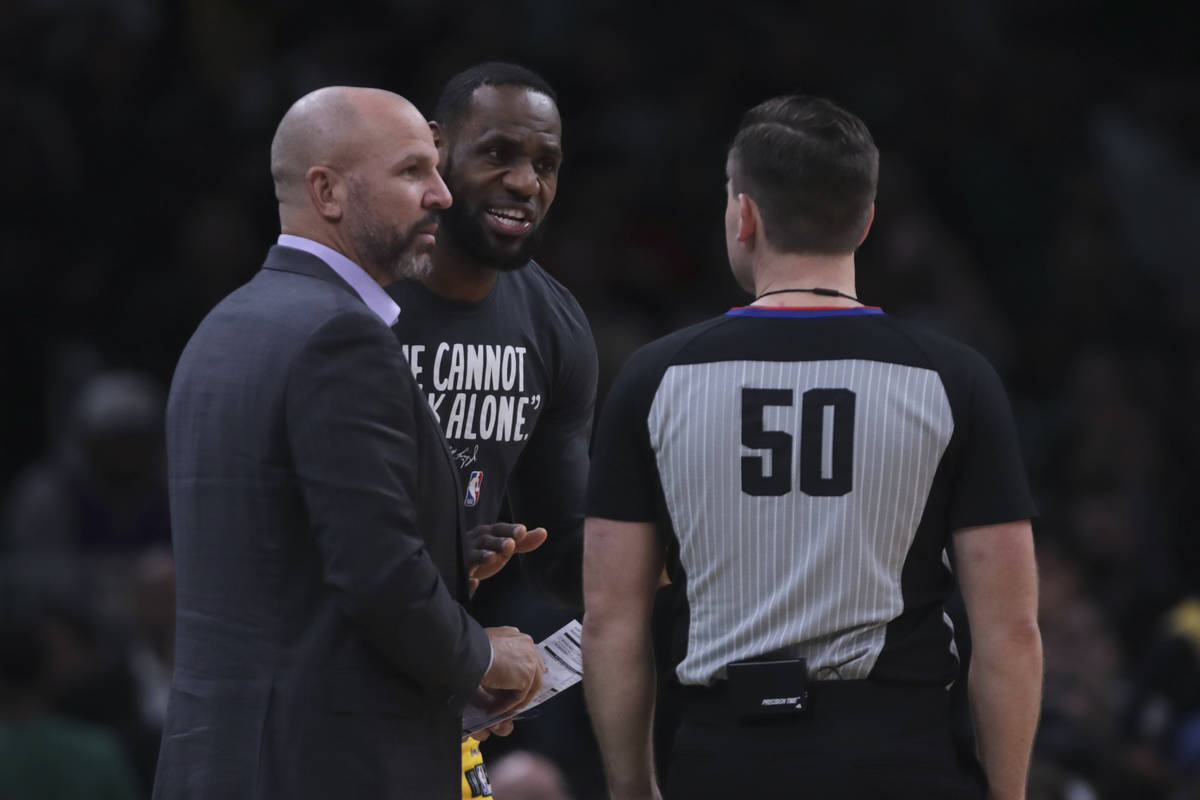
left=277, top=234, right=400, bottom=327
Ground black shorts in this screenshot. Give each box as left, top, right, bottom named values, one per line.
left=666, top=679, right=985, bottom=799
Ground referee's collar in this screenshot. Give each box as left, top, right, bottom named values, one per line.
left=726, top=306, right=884, bottom=318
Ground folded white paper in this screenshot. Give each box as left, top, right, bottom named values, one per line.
left=462, top=618, right=583, bottom=737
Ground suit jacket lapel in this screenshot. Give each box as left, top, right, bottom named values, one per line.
left=262, top=245, right=360, bottom=300
left=266, top=244, right=474, bottom=600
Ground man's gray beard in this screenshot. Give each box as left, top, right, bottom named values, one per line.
left=397, top=249, right=433, bottom=281
left=346, top=210, right=429, bottom=283
left=345, top=179, right=433, bottom=283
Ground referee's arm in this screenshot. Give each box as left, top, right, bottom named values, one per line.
left=582, top=517, right=664, bottom=800
left=954, top=519, right=1042, bottom=800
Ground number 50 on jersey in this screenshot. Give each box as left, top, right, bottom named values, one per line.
left=741, top=387, right=856, bottom=497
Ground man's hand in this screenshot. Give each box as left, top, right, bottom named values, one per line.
left=466, top=524, right=548, bottom=591
left=481, top=626, right=545, bottom=715
left=472, top=719, right=515, bottom=742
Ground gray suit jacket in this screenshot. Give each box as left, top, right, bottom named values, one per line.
left=153, top=245, right=491, bottom=800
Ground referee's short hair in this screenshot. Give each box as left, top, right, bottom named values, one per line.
left=433, top=62, right=557, bottom=131
left=729, top=95, right=879, bottom=255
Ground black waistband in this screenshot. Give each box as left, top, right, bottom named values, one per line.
left=678, top=678, right=951, bottom=723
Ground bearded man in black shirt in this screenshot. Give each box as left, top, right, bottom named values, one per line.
left=387, top=63, right=598, bottom=800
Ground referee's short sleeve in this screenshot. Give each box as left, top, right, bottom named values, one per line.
left=586, top=349, right=663, bottom=522
left=947, top=353, right=1037, bottom=529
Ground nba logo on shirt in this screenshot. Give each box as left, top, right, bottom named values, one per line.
left=465, top=471, right=484, bottom=507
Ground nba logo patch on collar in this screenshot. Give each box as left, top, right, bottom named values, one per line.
left=465, top=471, right=484, bottom=507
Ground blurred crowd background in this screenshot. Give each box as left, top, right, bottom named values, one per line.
left=3, top=0, right=1199, bottom=798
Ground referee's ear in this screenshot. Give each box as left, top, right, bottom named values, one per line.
left=736, top=192, right=760, bottom=246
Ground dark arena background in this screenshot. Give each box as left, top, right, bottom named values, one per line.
left=3, top=1, right=1199, bottom=798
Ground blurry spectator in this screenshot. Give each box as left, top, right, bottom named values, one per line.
left=126, top=549, right=174, bottom=734
left=1063, top=489, right=1177, bottom=650
left=1036, top=537, right=1174, bottom=796
left=1092, top=106, right=1200, bottom=288
left=860, top=158, right=1016, bottom=372
left=40, top=598, right=145, bottom=768
left=489, top=750, right=573, bottom=800
left=2, top=370, right=169, bottom=555
left=0, top=552, right=168, bottom=792
left=1122, top=598, right=1200, bottom=787
left=1036, top=540, right=1124, bottom=773
left=0, top=612, right=140, bottom=800
left=1058, top=350, right=1163, bottom=496
left=1027, top=759, right=1099, bottom=800
left=122, top=548, right=175, bottom=787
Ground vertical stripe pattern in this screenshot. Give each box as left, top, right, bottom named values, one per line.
left=648, top=359, right=954, bottom=685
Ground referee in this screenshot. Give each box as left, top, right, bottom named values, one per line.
left=582, top=95, right=1042, bottom=800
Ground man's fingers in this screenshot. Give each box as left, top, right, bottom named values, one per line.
left=496, top=661, right=541, bottom=714
left=486, top=532, right=520, bottom=550
left=512, top=526, right=548, bottom=553
left=472, top=536, right=517, bottom=557
left=482, top=523, right=525, bottom=539
left=518, top=667, right=544, bottom=710
left=471, top=550, right=515, bottom=583
left=480, top=626, right=546, bottom=717
left=467, top=552, right=494, bottom=573
left=506, top=657, right=545, bottom=713
left=488, top=719, right=515, bottom=737
left=465, top=523, right=523, bottom=569
left=466, top=524, right=546, bottom=565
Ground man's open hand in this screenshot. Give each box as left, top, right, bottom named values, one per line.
left=466, top=523, right=548, bottom=590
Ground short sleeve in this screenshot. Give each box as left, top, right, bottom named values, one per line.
left=946, top=354, right=1037, bottom=529
left=586, top=348, right=663, bottom=522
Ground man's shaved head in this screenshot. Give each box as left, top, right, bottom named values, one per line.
left=271, top=87, right=406, bottom=206
left=268, top=86, right=452, bottom=284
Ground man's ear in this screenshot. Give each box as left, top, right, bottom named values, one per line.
left=737, top=193, right=759, bottom=244
left=429, top=121, right=450, bottom=172
left=306, top=166, right=345, bottom=222
left=858, top=203, right=876, bottom=247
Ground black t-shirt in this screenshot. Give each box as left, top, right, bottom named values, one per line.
left=388, top=262, right=597, bottom=606
left=587, top=306, right=1035, bottom=686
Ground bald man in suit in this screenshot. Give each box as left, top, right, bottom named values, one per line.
left=153, top=87, right=543, bottom=800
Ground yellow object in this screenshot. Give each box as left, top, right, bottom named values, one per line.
left=1167, top=597, right=1200, bottom=659
left=462, top=736, right=493, bottom=799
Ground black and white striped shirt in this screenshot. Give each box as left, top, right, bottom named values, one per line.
left=587, top=306, right=1035, bottom=687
